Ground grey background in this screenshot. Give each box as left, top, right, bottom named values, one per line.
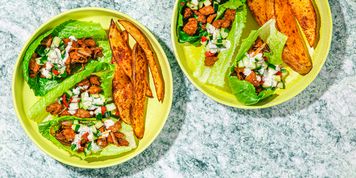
left=0, top=0, right=355, bottom=177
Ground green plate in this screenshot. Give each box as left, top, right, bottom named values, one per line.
left=171, top=0, right=332, bottom=109
left=12, top=8, right=173, bottom=168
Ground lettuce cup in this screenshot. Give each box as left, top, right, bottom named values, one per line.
left=23, top=20, right=111, bottom=96
left=39, top=116, right=136, bottom=159
left=228, top=19, right=289, bottom=105
left=176, top=0, right=247, bottom=87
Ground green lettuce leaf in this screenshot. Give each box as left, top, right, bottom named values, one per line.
left=194, top=2, right=247, bottom=86
left=176, top=0, right=209, bottom=46
left=97, top=40, right=112, bottom=64
left=228, top=77, right=274, bottom=105
left=22, top=20, right=110, bottom=96
left=38, top=116, right=137, bottom=160
left=216, top=0, right=245, bottom=19
left=27, top=61, right=111, bottom=122
left=228, top=19, right=287, bottom=105
left=57, top=20, right=107, bottom=40
left=95, top=65, right=114, bottom=99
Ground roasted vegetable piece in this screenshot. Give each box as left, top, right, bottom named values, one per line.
left=131, top=44, right=148, bottom=138
left=118, top=20, right=165, bottom=102
left=112, top=64, right=133, bottom=125
left=288, top=0, right=317, bottom=46
left=247, top=0, right=268, bottom=26
left=275, top=0, right=312, bottom=75
left=108, top=20, right=133, bottom=79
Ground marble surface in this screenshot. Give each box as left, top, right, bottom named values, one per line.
left=0, top=0, right=355, bottom=177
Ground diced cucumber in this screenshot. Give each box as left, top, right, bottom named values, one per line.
left=65, top=90, right=73, bottom=97
left=73, top=120, right=79, bottom=125
left=220, top=28, right=229, bottom=38
left=268, top=63, right=277, bottom=70
left=72, top=124, right=80, bottom=132
left=95, top=122, right=103, bottom=129
left=203, top=0, right=211, bottom=6
left=70, top=144, right=76, bottom=151
left=90, top=126, right=97, bottom=134
left=198, top=2, right=204, bottom=8
left=51, top=37, right=61, bottom=48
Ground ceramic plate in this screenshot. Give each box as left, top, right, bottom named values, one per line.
left=12, top=8, right=173, bottom=168
left=171, top=0, right=332, bottom=109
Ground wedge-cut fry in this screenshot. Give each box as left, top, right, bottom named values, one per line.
left=131, top=44, right=149, bottom=138
left=247, top=0, right=268, bottom=26
left=108, top=20, right=133, bottom=79
left=266, top=0, right=275, bottom=20
left=288, top=0, right=317, bottom=46
left=118, top=20, right=165, bottom=102
left=275, top=0, right=312, bottom=75
left=112, top=64, right=133, bottom=124
left=121, top=30, right=129, bottom=45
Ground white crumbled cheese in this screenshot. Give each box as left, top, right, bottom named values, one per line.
left=256, top=75, right=262, bottom=82
left=101, top=130, right=110, bottom=138
left=243, top=68, right=252, bottom=76
left=206, top=23, right=216, bottom=34
left=94, top=107, right=102, bottom=115
left=68, top=110, right=76, bottom=115
left=69, top=102, right=79, bottom=110
left=69, top=36, right=77, bottom=41
left=255, top=53, right=263, bottom=60
left=203, top=0, right=211, bottom=6
left=71, top=96, right=80, bottom=103
left=93, top=97, right=104, bottom=106
left=73, top=87, right=81, bottom=95
left=47, top=50, right=58, bottom=61
left=191, top=0, right=199, bottom=6
left=90, top=111, right=94, bottom=116
left=40, top=68, right=52, bottom=79
left=45, top=62, right=53, bottom=70
left=104, top=119, right=115, bottom=129
left=71, top=125, right=94, bottom=150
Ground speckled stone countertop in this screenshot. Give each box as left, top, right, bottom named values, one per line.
left=0, top=0, right=355, bottom=177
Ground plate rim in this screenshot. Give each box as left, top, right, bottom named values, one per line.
left=170, top=0, right=333, bottom=109
left=12, top=7, right=173, bottom=168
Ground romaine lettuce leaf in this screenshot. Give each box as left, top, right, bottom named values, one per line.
left=27, top=61, right=111, bottom=122
left=57, top=20, right=107, bottom=40
left=22, top=20, right=110, bottom=96
left=38, top=116, right=137, bottom=160
left=194, top=2, right=247, bottom=87
left=228, top=76, right=274, bottom=105
left=228, top=19, right=287, bottom=105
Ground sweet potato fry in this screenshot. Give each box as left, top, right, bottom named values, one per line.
left=112, top=64, right=133, bottom=124
left=247, top=0, right=268, bottom=26
left=266, top=0, right=275, bottom=20
left=131, top=44, right=149, bottom=138
left=275, top=0, right=312, bottom=75
left=118, top=20, right=165, bottom=102
left=108, top=20, right=133, bottom=79
left=121, top=30, right=129, bottom=46
left=288, top=0, right=317, bottom=47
